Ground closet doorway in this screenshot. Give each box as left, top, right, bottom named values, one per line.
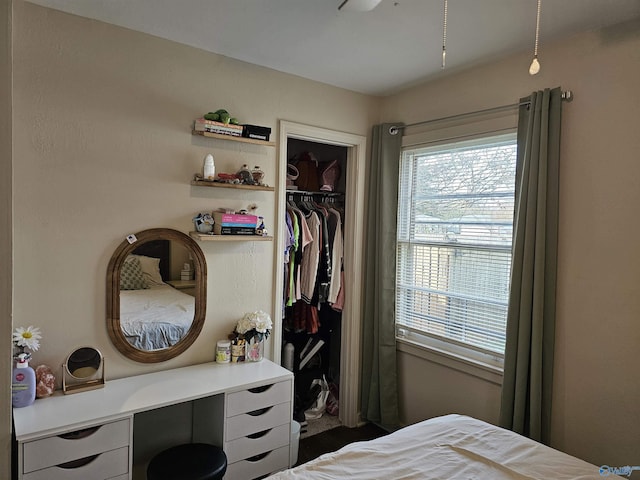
left=273, top=120, right=366, bottom=428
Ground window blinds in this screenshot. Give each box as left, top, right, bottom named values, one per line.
left=396, top=133, right=517, bottom=355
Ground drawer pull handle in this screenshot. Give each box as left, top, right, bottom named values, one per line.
left=58, top=426, right=101, bottom=440
left=57, top=454, right=100, bottom=469
left=248, top=384, right=273, bottom=394
left=246, top=451, right=272, bottom=462
left=247, top=428, right=271, bottom=439
left=247, top=406, right=272, bottom=417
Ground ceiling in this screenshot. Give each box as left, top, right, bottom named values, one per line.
left=26, top=0, right=640, bottom=96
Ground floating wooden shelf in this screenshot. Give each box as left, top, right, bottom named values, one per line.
left=192, top=130, right=275, bottom=147
left=191, top=180, right=275, bottom=192
left=189, top=232, right=273, bottom=242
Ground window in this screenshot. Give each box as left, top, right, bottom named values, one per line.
left=395, top=133, right=517, bottom=365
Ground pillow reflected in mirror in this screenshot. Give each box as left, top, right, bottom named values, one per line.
left=129, top=254, right=164, bottom=287
left=120, top=257, right=149, bottom=290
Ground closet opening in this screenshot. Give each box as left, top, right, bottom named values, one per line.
left=283, top=139, right=347, bottom=435
left=274, top=121, right=367, bottom=432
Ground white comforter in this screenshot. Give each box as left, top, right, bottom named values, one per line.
left=269, top=414, right=616, bottom=480
left=120, top=284, right=194, bottom=351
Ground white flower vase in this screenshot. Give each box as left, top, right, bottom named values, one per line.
left=246, top=338, right=264, bottom=362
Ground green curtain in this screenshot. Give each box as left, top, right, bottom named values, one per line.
left=360, top=123, right=403, bottom=430
left=499, top=88, right=562, bottom=444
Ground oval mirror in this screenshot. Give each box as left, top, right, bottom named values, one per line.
left=107, top=228, right=207, bottom=363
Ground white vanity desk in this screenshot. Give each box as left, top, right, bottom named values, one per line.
left=13, top=360, right=294, bottom=480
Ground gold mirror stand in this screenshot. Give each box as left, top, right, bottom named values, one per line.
left=62, top=346, right=105, bottom=394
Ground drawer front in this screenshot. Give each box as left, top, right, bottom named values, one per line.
left=225, top=401, right=290, bottom=441
left=23, top=446, right=129, bottom=480
left=225, top=423, right=289, bottom=464
left=224, top=445, right=290, bottom=480
left=23, top=418, right=131, bottom=473
left=226, top=380, right=291, bottom=417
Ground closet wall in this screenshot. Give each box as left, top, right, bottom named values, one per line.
left=282, top=138, right=348, bottom=422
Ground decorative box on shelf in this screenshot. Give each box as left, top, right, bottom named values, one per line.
left=241, top=124, right=272, bottom=142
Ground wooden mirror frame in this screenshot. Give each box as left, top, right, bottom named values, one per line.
left=107, top=228, right=207, bottom=363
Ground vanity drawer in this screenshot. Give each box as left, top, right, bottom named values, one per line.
left=226, top=380, right=291, bottom=417
left=226, top=401, right=290, bottom=441
left=23, top=446, right=129, bottom=480
left=225, top=423, right=289, bottom=464
left=23, top=418, right=131, bottom=473
left=224, top=445, right=289, bottom=480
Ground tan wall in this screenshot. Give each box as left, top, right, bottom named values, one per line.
left=10, top=1, right=378, bottom=379
left=384, top=19, right=640, bottom=467
left=1, top=2, right=13, bottom=479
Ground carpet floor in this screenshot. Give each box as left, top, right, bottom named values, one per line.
left=295, top=423, right=388, bottom=467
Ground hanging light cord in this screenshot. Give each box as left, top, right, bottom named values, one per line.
left=528, top=0, right=542, bottom=75
left=442, top=0, right=448, bottom=69
left=533, top=0, right=541, bottom=59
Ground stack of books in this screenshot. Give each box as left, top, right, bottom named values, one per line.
left=194, top=118, right=243, bottom=137
left=212, top=212, right=258, bottom=235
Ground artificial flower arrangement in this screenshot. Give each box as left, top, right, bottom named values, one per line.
left=229, top=311, right=272, bottom=362
left=12, top=325, right=42, bottom=358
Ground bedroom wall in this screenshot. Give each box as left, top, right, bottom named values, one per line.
left=1, top=2, right=13, bottom=480
left=384, top=19, right=640, bottom=468
left=10, top=1, right=378, bottom=382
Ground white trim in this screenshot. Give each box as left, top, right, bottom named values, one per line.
left=275, top=121, right=367, bottom=428
left=396, top=338, right=503, bottom=386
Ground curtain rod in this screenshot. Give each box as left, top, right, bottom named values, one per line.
left=389, top=90, right=573, bottom=135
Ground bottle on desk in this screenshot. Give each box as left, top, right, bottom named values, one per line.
left=12, top=353, right=36, bottom=408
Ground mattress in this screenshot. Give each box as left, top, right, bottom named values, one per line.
left=268, top=414, right=617, bottom=479
left=120, top=284, right=195, bottom=350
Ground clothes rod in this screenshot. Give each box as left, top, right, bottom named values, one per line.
left=389, top=90, right=573, bottom=135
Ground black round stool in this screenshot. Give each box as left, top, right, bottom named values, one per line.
left=147, top=443, right=227, bottom=480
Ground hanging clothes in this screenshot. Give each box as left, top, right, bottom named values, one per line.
left=283, top=192, right=345, bottom=334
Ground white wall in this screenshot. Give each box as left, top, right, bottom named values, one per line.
left=383, top=18, right=640, bottom=468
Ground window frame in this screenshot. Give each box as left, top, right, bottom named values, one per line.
left=395, top=130, right=519, bottom=372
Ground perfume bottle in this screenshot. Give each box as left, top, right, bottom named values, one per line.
left=252, top=166, right=265, bottom=184
left=237, top=164, right=254, bottom=185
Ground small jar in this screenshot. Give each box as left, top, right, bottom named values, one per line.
left=216, top=340, right=231, bottom=363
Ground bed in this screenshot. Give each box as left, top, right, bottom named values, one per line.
left=119, top=240, right=195, bottom=351
left=268, top=414, right=617, bottom=479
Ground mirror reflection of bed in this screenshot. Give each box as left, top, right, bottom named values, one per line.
left=119, top=239, right=196, bottom=351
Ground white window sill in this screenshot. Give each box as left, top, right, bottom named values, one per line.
left=396, top=337, right=503, bottom=386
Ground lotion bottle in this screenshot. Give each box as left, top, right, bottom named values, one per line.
left=12, top=353, right=36, bottom=408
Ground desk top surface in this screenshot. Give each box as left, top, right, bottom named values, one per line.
left=13, top=360, right=292, bottom=442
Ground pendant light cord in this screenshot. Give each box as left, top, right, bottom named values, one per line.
left=533, top=0, right=541, bottom=58
left=442, top=0, right=448, bottom=69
